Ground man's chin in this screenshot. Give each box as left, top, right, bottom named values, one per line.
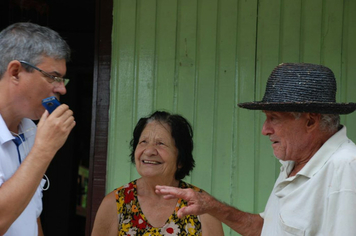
left=273, top=153, right=284, bottom=161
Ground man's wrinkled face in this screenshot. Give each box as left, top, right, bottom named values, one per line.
left=261, top=111, right=308, bottom=161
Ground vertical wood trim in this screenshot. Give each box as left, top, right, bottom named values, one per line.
left=86, top=0, right=112, bottom=234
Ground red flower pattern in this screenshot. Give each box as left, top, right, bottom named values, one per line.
left=131, top=214, right=148, bottom=229
left=116, top=180, right=202, bottom=235
left=166, top=227, right=174, bottom=234
left=124, top=184, right=135, bottom=203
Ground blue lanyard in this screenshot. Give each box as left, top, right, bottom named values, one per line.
left=12, top=133, right=25, bottom=164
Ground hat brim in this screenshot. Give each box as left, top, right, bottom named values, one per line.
left=238, top=102, right=356, bottom=114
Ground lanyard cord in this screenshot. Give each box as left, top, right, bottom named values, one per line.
left=11, top=131, right=50, bottom=191
left=12, top=133, right=25, bottom=164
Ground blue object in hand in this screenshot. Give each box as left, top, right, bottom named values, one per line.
left=42, top=96, right=61, bottom=114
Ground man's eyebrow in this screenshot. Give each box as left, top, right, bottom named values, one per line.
left=50, top=71, right=64, bottom=77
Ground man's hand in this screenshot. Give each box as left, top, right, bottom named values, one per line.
left=34, top=104, right=75, bottom=159
left=155, top=185, right=214, bottom=218
left=156, top=185, right=264, bottom=235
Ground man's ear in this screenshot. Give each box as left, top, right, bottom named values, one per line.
left=7, top=60, right=22, bottom=83
left=306, top=113, right=321, bottom=131
left=8, top=60, right=22, bottom=76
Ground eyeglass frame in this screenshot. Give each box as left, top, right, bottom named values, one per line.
left=18, top=60, right=69, bottom=86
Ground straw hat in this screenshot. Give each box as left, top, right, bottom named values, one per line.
left=238, top=63, right=356, bottom=114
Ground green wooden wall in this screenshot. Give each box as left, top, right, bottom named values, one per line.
left=107, top=0, right=356, bottom=235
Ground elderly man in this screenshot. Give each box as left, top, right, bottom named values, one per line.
left=0, top=23, right=75, bottom=235
left=156, top=63, right=356, bottom=235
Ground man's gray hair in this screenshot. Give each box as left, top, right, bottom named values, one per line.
left=0, top=22, right=71, bottom=78
left=290, top=112, right=340, bottom=133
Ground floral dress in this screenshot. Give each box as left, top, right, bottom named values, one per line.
left=115, top=180, right=203, bottom=236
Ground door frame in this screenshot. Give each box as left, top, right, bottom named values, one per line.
left=85, top=0, right=112, bottom=234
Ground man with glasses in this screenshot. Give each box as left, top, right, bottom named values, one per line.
left=0, top=22, right=75, bottom=235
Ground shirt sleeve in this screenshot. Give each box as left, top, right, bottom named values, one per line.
left=34, top=179, right=46, bottom=218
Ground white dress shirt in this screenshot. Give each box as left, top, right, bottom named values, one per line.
left=261, top=126, right=356, bottom=236
left=0, top=114, right=45, bottom=236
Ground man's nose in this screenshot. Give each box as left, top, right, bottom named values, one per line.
left=261, top=120, right=272, bottom=136
left=54, top=82, right=67, bottom=95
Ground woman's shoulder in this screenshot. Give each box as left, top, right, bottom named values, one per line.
left=112, top=180, right=138, bottom=206
left=113, top=180, right=137, bottom=192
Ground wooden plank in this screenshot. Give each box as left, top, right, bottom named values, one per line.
left=211, top=0, right=238, bottom=208
left=86, top=0, right=112, bottom=232
left=300, top=0, right=323, bottom=63
left=234, top=0, right=258, bottom=214
left=254, top=0, right=282, bottom=215
left=155, top=0, right=178, bottom=110
left=174, top=0, right=199, bottom=184
left=175, top=0, right=198, bottom=120
left=231, top=0, right=259, bottom=234
left=321, top=0, right=344, bottom=90
left=135, top=0, right=156, bottom=118
left=107, top=0, right=137, bottom=192
left=191, top=0, right=219, bottom=192
left=128, top=0, right=158, bottom=181
left=279, top=0, right=302, bottom=62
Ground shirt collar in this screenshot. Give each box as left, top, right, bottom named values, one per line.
left=0, top=114, right=37, bottom=144
left=0, top=114, right=14, bottom=144
left=295, top=126, right=348, bottom=178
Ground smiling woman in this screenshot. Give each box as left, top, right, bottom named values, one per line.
left=134, top=121, right=179, bottom=181
left=130, top=111, right=195, bottom=181
left=91, top=111, right=224, bottom=236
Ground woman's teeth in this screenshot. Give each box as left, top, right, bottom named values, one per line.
left=142, top=160, right=160, bottom=164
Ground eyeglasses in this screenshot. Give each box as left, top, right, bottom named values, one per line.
left=19, top=60, right=69, bottom=86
